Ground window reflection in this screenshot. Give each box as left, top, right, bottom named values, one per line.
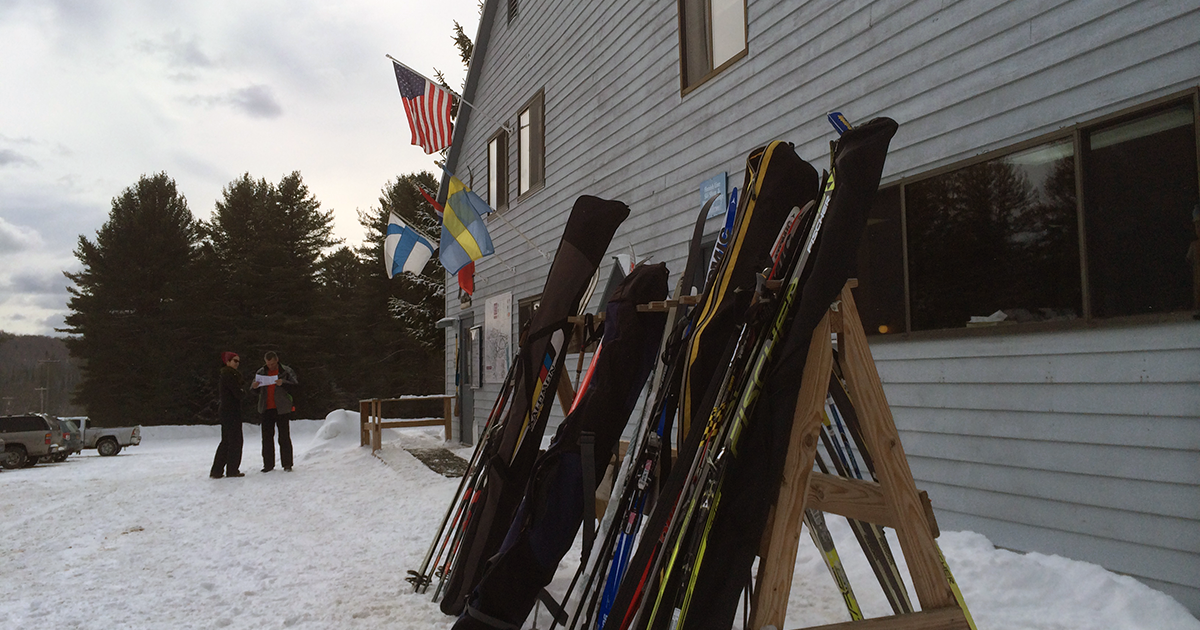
left=905, top=139, right=1082, bottom=331
left=852, top=186, right=905, bottom=335
left=1083, top=104, right=1198, bottom=317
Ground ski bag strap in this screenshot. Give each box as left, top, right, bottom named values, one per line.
left=580, top=430, right=597, bottom=561
left=537, top=588, right=570, bottom=626
left=465, top=602, right=522, bottom=630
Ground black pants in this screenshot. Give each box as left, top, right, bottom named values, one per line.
left=211, top=417, right=243, bottom=476
left=261, top=409, right=293, bottom=470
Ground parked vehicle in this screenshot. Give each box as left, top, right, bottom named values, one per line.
left=0, top=414, right=62, bottom=468
left=60, top=417, right=141, bottom=456
left=47, top=416, right=83, bottom=462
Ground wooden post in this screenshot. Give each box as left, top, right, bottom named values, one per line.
left=751, top=312, right=834, bottom=628
left=837, top=286, right=955, bottom=612
left=371, top=398, right=382, bottom=452
left=360, top=400, right=371, bottom=447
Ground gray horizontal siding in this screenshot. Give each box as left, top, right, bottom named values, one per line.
left=877, top=322, right=1200, bottom=612
left=447, top=0, right=1200, bottom=615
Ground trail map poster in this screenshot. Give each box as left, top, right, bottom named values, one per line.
left=482, top=292, right=512, bottom=384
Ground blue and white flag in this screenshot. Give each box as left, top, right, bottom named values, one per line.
left=384, top=212, right=435, bottom=278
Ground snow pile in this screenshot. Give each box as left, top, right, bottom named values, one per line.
left=307, top=409, right=362, bottom=449
left=941, top=531, right=1198, bottom=630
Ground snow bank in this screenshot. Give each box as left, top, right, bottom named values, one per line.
left=939, top=530, right=1199, bottom=630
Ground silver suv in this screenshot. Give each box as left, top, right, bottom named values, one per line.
left=0, top=414, right=62, bottom=469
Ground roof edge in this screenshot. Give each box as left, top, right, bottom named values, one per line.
left=439, top=0, right=498, bottom=203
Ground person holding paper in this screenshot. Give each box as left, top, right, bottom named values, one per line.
left=252, top=351, right=298, bottom=472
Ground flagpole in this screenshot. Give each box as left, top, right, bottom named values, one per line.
left=386, top=54, right=512, bottom=134
left=490, top=209, right=552, bottom=261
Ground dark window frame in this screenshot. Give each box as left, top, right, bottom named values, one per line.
left=677, top=0, right=748, bottom=95
left=856, top=89, right=1199, bottom=338
left=517, top=90, right=546, bottom=199
left=487, top=129, right=509, bottom=211
left=517, top=294, right=541, bottom=343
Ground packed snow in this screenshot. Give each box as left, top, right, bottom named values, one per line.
left=2, top=410, right=1196, bottom=630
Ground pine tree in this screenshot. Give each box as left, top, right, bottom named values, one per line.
left=204, top=172, right=339, bottom=416
left=62, top=173, right=205, bottom=425
left=349, top=172, right=446, bottom=399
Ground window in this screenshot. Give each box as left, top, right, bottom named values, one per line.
left=518, top=91, right=545, bottom=197
left=679, top=0, right=746, bottom=90
left=906, top=139, right=1081, bottom=331
left=1082, top=104, right=1198, bottom=318
left=851, top=186, right=906, bottom=335
left=488, top=130, right=508, bottom=211
left=852, top=94, right=1198, bottom=335
left=517, top=295, right=541, bottom=342
left=507, top=0, right=518, bottom=23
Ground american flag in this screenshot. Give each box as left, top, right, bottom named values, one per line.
left=392, top=61, right=454, bottom=154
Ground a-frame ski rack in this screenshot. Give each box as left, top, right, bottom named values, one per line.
left=750, top=280, right=974, bottom=630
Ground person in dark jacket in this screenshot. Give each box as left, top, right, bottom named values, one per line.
left=252, top=351, right=298, bottom=472
left=210, top=351, right=246, bottom=478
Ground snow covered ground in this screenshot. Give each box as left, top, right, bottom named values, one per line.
left=1, top=410, right=1196, bottom=630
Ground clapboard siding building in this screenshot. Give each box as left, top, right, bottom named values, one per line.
left=440, top=0, right=1200, bottom=614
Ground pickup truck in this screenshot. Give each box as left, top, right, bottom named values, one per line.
left=60, top=416, right=141, bottom=456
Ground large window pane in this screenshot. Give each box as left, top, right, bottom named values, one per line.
left=852, top=186, right=905, bottom=335
left=517, top=92, right=544, bottom=196
left=518, top=109, right=531, bottom=194
left=488, top=132, right=507, bottom=210
left=1083, top=103, right=1198, bottom=317
left=679, top=0, right=745, bottom=89
left=906, top=139, right=1082, bottom=331
left=710, top=0, right=745, bottom=68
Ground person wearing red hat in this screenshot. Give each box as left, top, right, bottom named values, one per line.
left=210, top=352, right=247, bottom=478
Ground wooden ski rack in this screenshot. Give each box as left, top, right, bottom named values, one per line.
left=750, top=280, right=974, bottom=630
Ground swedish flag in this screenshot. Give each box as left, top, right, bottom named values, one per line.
left=440, top=172, right=495, bottom=274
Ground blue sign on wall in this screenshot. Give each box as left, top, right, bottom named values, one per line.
left=700, top=173, right=726, bottom=219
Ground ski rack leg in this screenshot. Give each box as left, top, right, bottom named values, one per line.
left=749, top=281, right=970, bottom=630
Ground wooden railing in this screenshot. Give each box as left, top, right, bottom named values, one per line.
left=359, top=395, right=454, bottom=451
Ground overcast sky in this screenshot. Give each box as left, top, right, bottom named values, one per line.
left=0, top=0, right=480, bottom=336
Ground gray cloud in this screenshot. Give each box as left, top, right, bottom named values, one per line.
left=0, top=217, right=43, bottom=254
left=0, top=148, right=36, bottom=167
left=135, top=29, right=215, bottom=74
left=10, top=269, right=69, bottom=296
left=229, top=85, right=283, bottom=118
left=188, top=84, right=283, bottom=119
